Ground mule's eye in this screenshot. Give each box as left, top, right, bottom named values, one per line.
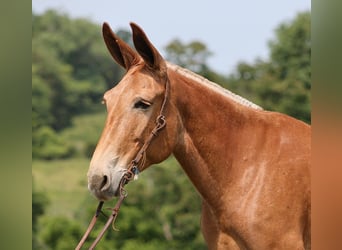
left=134, top=100, right=152, bottom=110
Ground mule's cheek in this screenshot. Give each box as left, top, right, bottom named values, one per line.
left=146, top=133, right=174, bottom=165
left=149, top=112, right=180, bottom=164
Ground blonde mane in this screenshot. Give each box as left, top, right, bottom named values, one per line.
left=166, top=62, right=263, bottom=110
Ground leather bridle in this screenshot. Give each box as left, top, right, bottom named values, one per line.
left=76, top=76, right=169, bottom=249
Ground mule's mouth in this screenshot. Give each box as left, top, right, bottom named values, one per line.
left=91, top=187, right=116, bottom=201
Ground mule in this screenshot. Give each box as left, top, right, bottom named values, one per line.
left=87, top=22, right=311, bottom=249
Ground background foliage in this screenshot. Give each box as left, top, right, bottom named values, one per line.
left=32, top=10, right=310, bottom=249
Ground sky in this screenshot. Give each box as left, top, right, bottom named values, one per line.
left=32, top=0, right=310, bottom=75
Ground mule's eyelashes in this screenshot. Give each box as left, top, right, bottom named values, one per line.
left=133, top=99, right=152, bottom=110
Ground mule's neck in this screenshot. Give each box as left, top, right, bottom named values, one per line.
left=168, top=65, right=260, bottom=208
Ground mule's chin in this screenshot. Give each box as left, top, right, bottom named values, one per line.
left=90, top=181, right=121, bottom=201
left=91, top=189, right=116, bottom=201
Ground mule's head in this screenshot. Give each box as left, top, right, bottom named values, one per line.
left=87, top=23, right=179, bottom=201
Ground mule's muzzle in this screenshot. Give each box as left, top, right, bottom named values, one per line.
left=88, top=174, right=112, bottom=201
left=88, top=167, right=127, bottom=201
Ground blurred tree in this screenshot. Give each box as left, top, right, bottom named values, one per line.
left=269, top=12, right=311, bottom=88
left=165, top=39, right=212, bottom=73
left=39, top=216, right=84, bottom=250
left=228, top=11, right=311, bottom=123
left=32, top=10, right=107, bottom=130
left=266, top=11, right=311, bottom=122
left=32, top=10, right=127, bottom=159
left=32, top=180, right=49, bottom=249
left=32, top=126, right=73, bottom=159
left=164, top=37, right=230, bottom=92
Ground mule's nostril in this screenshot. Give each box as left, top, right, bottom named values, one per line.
left=100, top=175, right=108, bottom=189
left=89, top=174, right=111, bottom=192
left=100, top=175, right=111, bottom=191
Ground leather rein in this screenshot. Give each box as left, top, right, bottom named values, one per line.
left=76, top=77, right=169, bottom=249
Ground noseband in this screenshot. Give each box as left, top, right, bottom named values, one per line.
left=76, top=76, right=170, bottom=249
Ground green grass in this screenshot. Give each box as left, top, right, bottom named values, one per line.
left=32, top=157, right=94, bottom=219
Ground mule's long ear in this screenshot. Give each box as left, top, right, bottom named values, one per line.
left=102, top=22, right=139, bottom=70
left=130, top=22, right=166, bottom=72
